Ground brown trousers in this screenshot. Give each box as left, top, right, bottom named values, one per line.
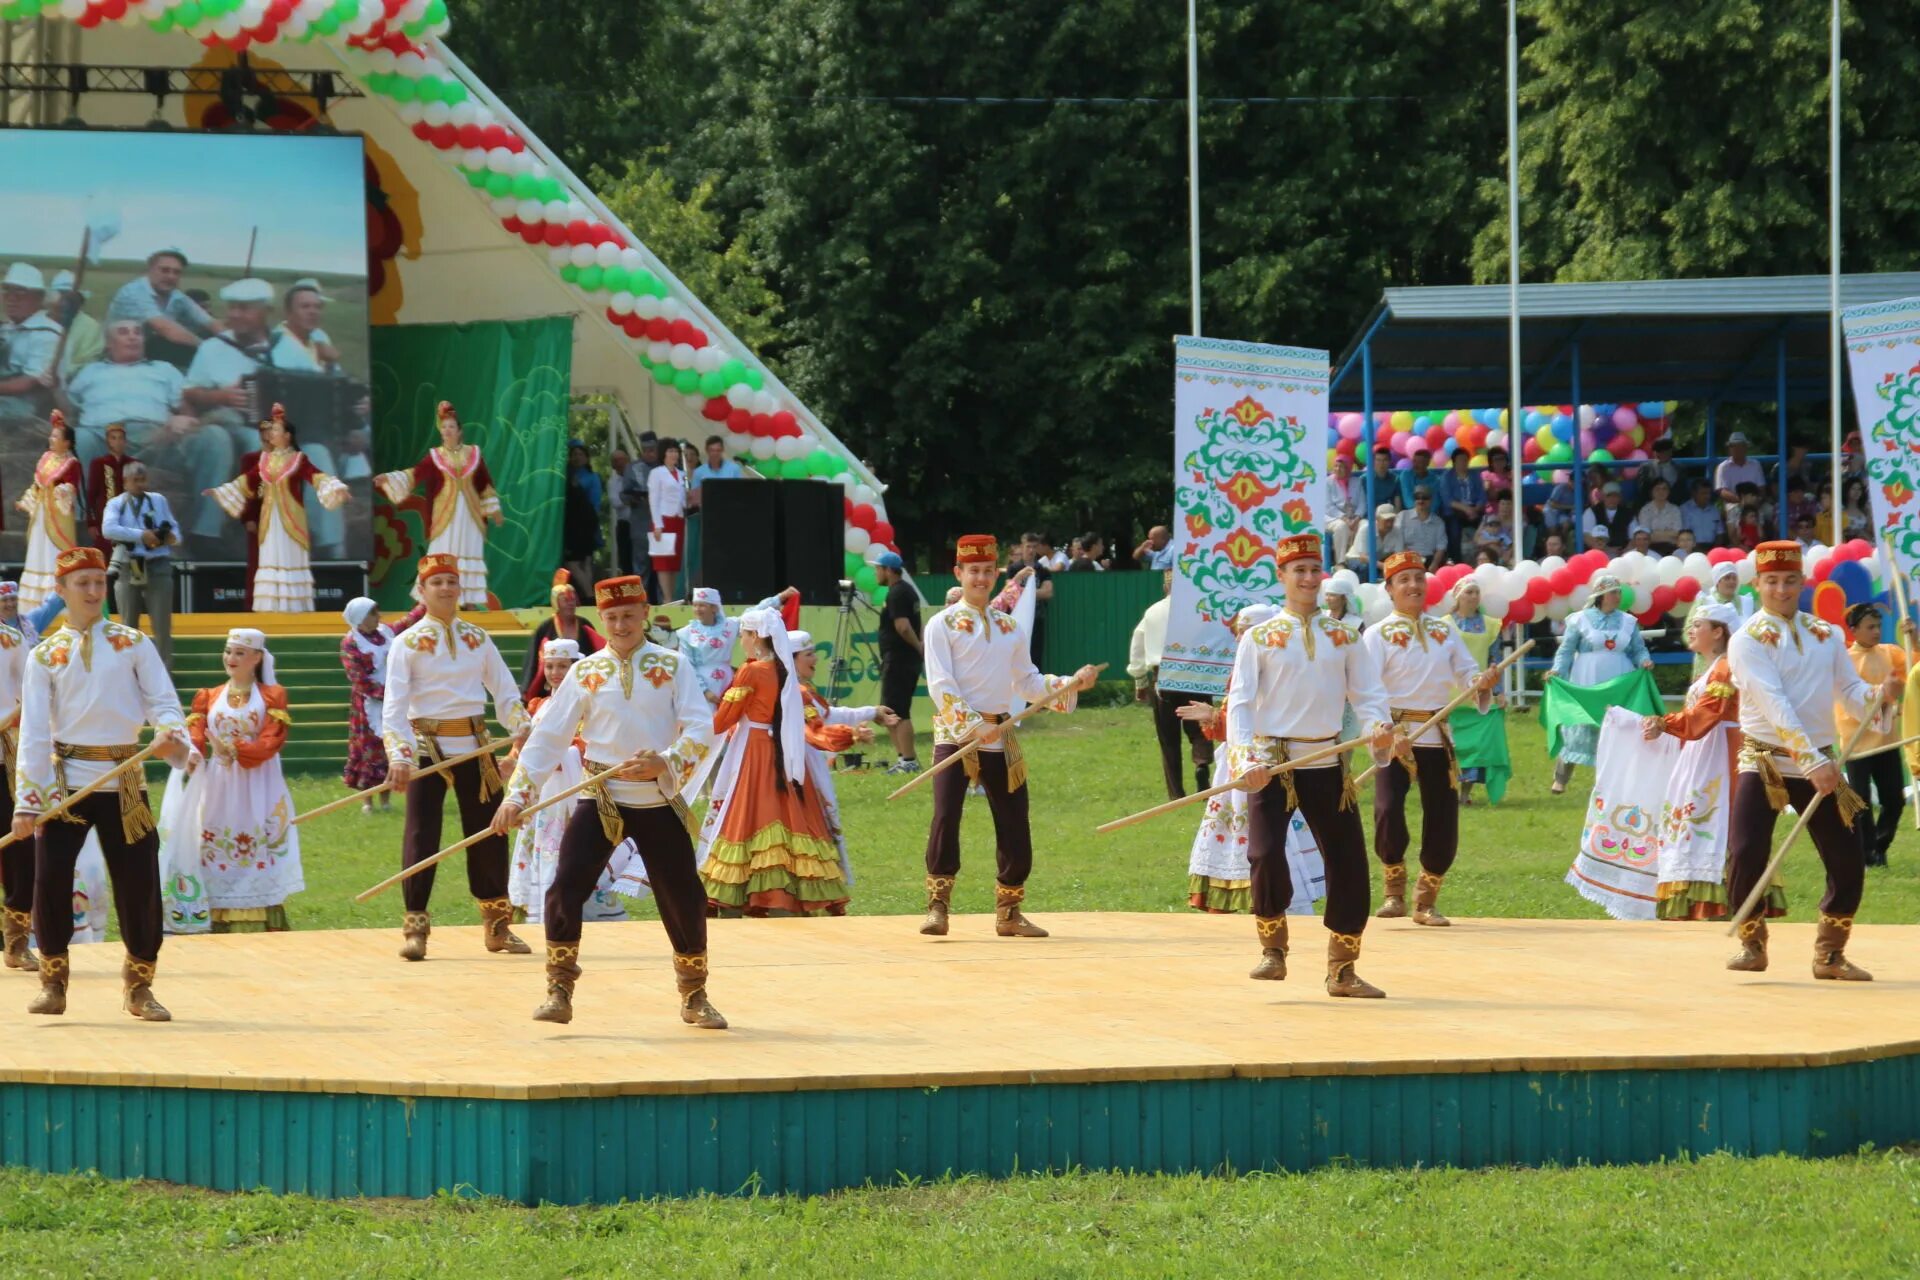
left=0, top=771, right=30, bottom=917
left=1727, top=769, right=1864, bottom=919
left=1372, top=743, right=1458, bottom=875
left=34, top=790, right=162, bottom=961
left=544, top=800, right=705, bottom=955
left=923, top=743, right=1033, bottom=888
left=1246, top=763, right=1370, bottom=934
left=400, top=756, right=509, bottom=913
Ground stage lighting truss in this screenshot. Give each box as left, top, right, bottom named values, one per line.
left=1, top=58, right=362, bottom=127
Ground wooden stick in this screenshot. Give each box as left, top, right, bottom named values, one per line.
left=291, top=739, right=514, bottom=825
left=1726, top=692, right=1886, bottom=934
left=1844, top=730, right=1920, bottom=764
left=1093, top=733, right=1367, bottom=835
left=886, top=663, right=1108, bottom=802
left=353, top=763, right=625, bottom=903
left=0, top=735, right=169, bottom=852
left=1351, top=638, right=1538, bottom=788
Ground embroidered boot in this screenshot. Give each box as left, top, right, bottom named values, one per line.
left=532, top=943, right=581, bottom=1023
left=1412, top=871, right=1451, bottom=927
left=674, top=953, right=727, bottom=1029
left=994, top=883, right=1048, bottom=938
left=122, top=956, right=171, bottom=1022
left=919, top=875, right=954, bottom=937
left=1248, top=916, right=1288, bottom=980
left=478, top=896, right=531, bottom=954
left=1812, top=914, right=1872, bottom=982
left=2, top=908, right=39, bottom=972
left=1725, top=918, right=1768, bottom=972
left=398, top=910, right=431, bottom=962
left=1325, top=931, right=1385, bottom=999
left=1376, top=863, right=1408, bottom=919
left=27, top=953, right=67, bottom=1016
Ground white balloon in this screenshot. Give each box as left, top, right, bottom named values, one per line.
left=774, top=436, right=805, bottom=462
left=56, top=0, right=85, bottom=18
left=833, top=472, right=856, bottom=494
left=489, top=197, right=519, bottom=219
left=646, top=340, right=671, bottom=365
left=693, top=346, right=721, bottom=374
left=609, top=292, right=635, bottom=316
left=485, top=147, right=513, bottom=174
left=748, top=437, right=776, bottom=462
left=543, top=201, right=570, bottom=225
left=1359, top=583, right=1392, bottom=627
left=1329, top=568, right=1361, bottom=597
left=1544, top=596, right=1572, bottom=622
left=1539, top=555, right=1566, bottom=574
left=629, top=295, right=658, bottom=320
left=753, top=391, right=778, bottom=416
left=423, top=101, right=452, bottom=128
left=449, top=101, right=478, bottom=128
left=214, top=12, right=244, bottom=36
left=851, top=483, right=877, bottom=507
left=1682, top=552, right=1711, bottom=583
left=1735, top=556, right=1756, bottom=585
left=682, top=393, right=707, bottom=412
left=668, top=343, right=696, bottom=370
left=658, top=297, right=683, bottom=321
left=1656, top=557, right=1684, bottom=587
left=239, top=0, right=266, bottom=21
left=460, top=146, right=487, bottom=171
left=844, top=527, right=872, bottom=555
left=619, top=249, right=645, bottom=272
left=724, top=432, right=752, bottom=458
left=545, top=246, right=570, bottom=268
left=864, top=543, right=890, bottom=565
left=725, top=384, right=754, bottom=410
left=593, top=242, right=619, bottom=268
left=518, top=198, right=546, bottom=224
left=568, top=243, right=595, bottom=268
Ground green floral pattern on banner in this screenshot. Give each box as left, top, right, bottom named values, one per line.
left=1173, top=395, right=1318, bottom=627
left=369, top=318, right=572, bottom=610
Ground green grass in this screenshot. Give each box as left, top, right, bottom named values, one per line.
left=280, top=704, right=1920, bottom=930
left=3, top=1151, right=1919, bottom=1277
left=11, top=707, right=1919, bottom=1268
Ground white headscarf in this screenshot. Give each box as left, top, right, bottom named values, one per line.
left=226, top=626, right=276, bottom=685
left=1694, top=602, right=1740, bottom=631
left=541, top=638, right=583, bottom=663
left=342, top=597, right=378, bottom=630
left=692, top=587, right=722, bottom=607
left=740, top=607, right=806, bottom=786
left=787, top=630, right=815, bottom=653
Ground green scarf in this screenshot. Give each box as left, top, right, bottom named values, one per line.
left=1542, top=669, right=1662, bottom=758
left=1448, top=703, right=1511, bottom=804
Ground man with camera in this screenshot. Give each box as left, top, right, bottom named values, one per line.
left=100, top=461, right=178, bottom=664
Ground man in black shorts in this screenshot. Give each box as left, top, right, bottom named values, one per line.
left=876, top=550, right=924, bottom=774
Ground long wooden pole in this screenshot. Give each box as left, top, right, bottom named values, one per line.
left=886, top=663, right=1107, bottom=802
left=1351, top=638, right=1537, bottom=788
left=353, top=763, right=624, bottom=903
left=1093, top=732, right=1368, bottom=835
left=291, top=739, right=514, bottom=826
left=1726, top=691, right=1885, bottom=934
left=0, top=736, right=169, bottom=851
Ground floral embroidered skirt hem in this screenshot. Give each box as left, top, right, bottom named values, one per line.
left=1655, top=878, right=1787, bottom=921
left=1187, top=874, right=1251, bottom=915
left=700, top=822, right=849, bottom=915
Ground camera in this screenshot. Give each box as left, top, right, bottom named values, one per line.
left=149, top=518, right=174, bottom=541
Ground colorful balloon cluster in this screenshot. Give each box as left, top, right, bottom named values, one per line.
left=1333, top=539, right=1891, bottom=639
left=1327, top=402, right=1678, bottom=473
left=15, top=2, right=897, bottom=584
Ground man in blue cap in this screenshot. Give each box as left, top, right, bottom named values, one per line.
left=874, top=550, right=923, bottom=772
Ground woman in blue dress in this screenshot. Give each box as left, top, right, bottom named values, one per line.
left=1548, top=571, right=1652, bottom=794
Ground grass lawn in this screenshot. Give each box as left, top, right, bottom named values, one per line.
left=7, top=705, right=1918, bottom=1273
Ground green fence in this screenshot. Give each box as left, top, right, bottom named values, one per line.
left=1039, top=571, right=1163, bottom=677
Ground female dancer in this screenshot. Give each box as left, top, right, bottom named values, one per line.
left=375, top=401, right=503, bottom=608
left=339, top=597, right=394, bottom=811
left=15, top=413, right=81, bottom=611
left=208, top=404, right=349, bottom=612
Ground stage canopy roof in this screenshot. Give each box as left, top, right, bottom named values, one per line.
left=1331, top=272, right=1920, bottom=411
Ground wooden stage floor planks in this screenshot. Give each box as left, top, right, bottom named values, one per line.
left=2, top=913, right=1917, bottom=1100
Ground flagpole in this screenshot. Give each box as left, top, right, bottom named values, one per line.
left=1506, top=0, right=1523, bottom=570
left=1829, top=0, right=1844, bottom=527
left=1186, top=0, right=1202, bottom=337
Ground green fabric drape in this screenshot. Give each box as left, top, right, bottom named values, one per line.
left=1449, top=705, right=1511, bottom=805
left=1541, top=669, right=1662, bottom=759
left=368, top=317, right=572, bottom=609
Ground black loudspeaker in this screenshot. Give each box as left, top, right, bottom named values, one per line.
left=699, top=479, right=842, bottom=606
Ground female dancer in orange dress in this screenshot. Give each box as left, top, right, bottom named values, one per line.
left=695, top=609, right=849, bottom=915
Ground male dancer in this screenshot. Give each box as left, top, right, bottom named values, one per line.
left=14, top=546, right=193, bottom=1018
left=0, top=598, right=30, bottom=971
left=383, top=553, right=532, bottom=961
left=920, top=534, right=1099, bottom=938
left=1226, top=533, right=1397, bottom=997
left=492, top=576, right=721, bottom=1027
left=1724, top=541, right=1900, bottom=980
left=1361, top=552, right=1496, bottom=925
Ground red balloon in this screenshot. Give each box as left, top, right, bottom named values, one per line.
left=1549, top=568, right=1575, bottom=596
left=1505, top=599, right=1535, bottom=626
left=1525, top=576, right=1553, bottom=605
left=1844, top=538, right=1874, bottom=561
left=1636, top=608, right=1663, bottom=627
left=849, top=504, right=877, bottom=532
left=504, top=133, right=526, bottom=154
left=429, top=124, right=459, bottom=150
left=701, top=398, right=730, bottom=422
left=726, top=409, right=751, bottom=433
left=1650, top=586, right=1677, bottom=614
left=871, top=520, right=895, bottom=545
left=456, top=124, right=483, bottom=149
left=411, top=121, right=433, bottom=141
left=520, top=223, right=545, bottom=245
left=1334, top=439, right=1358, bottom=460
left=1425, top=577, right=1445, bottom=608
left=542, top=224, right=568, bottom=247
left=686, top=327, right=709, bottom=350
left=622, top=316, right=646, bottom=339
left=481, top=125, right=508, bottom=149
left=844, top=498, right=855, bottom=520
left=749, top=414, right=773, bottom=437
left=646, top=317, right=672, bottom=342
left=502, top=216, right=522, bottom=234
left=667, top=319, right=694, bottom=345
left=1809, top=558, right=1832, bottom=584
left=770, top=409, right=798, bottom=436
left=1675, top=576, right=1701, bottom=602
left=1424, top=426, right=1448, bottom=450
left=566, top=219, right=591, bottom=245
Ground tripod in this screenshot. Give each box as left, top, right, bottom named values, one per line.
left=826, top=579, right=883, bottom=767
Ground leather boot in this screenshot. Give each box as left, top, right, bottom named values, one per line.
left=994, top=883, right=1048, bottom=938
left=478, top=896, right=531, bottom=954
left=1412, top=871, right=1450, bottom=927
left=1195, top=765, right=1211, bottom=796
left=2, top=908, right=39, bottom=972
left=1376, top=863, right=1408, bottom=919
left=27, top=953, right=67, bottom=1016
left=674, top=953, right=727, bottom=1029
left=1248, top=915, right=1288, bottom=980
left=1325, top=931, right=1385, bottom=999
left=122, top=956, right=171, bottom=1022
left=1725, top=917, right=1768, bottom=972
left=1812, top=914, right=1872, bottom=982
left=920, top=875, right=954, bottom=937
left=532, top=943, right=581, bottom=1023
left=398, top=910, right=431, bottom=962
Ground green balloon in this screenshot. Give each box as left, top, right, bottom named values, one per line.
left=650, top=363, right=675, bottom=387
left=634, top=352, right=654, bottom=370
left=538, top=178, right=564, bottom=203
left=425, top=0, right=447, bottom=21
left=784, top=457, right=815, bottom=480
left=1545, top=443, right=1572, bottom=464
left=870, top=585, right=889, bottom=607
left=443, top=81, right=469, bottom=106
left=807, top=449, right=838, bottom=476
left=175, top=0, right=202, bottom=21
left=745, top=368, right=764, bottom=391
left=719, top=359, right=746, bottom=385
left=1587, top=448, right=1616, bottom=465
left=853, top=566, right=879, bottom=594
left=559, top=264, right=579, bottom=284
left=309, top=11, right=335, bottom=32
left=485, top=171, right=512, bottom=197
left=844, top=551, right=866, bottom=577
left=146, top=12, right=172, bottom=29
left=415, top=78, right=443, bottom=105
left=673, top=368, right=700, bottom=395
left=697, top=370, right=726, bottom=398
left=602, top=267, right=629, bottom=293
left=1616, top=584, right=1636, bottom=611
left=388, top=78, right=418, bottom=104
left=509, top=173, right=536, bottom=200
left=463, top=168, right=488, bottom=188
left=630, top=271, right=657, bottom=296
left=576, top=265, right=603, bottom=291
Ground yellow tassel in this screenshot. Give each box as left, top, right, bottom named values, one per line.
left=119, top=785, right=156, bottom=844
left=1833, top=779, right=1869, bottom=830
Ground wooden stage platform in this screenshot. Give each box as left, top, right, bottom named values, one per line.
left=2, top=913, right=1917, bottom=1203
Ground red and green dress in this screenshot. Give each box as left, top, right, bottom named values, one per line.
left=696, top=659, right=850, bottom=915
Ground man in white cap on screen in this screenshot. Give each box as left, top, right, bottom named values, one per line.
left=182, top=277, right=274, bottom=426
left=0, top=262, right=62, bottom=424
left=107, top=248, right=221, bottom=372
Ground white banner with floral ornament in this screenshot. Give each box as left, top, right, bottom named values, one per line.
left=1159, top=337, right=1328, bottom=697
left=1843, top=295, right=1920, bottom=601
